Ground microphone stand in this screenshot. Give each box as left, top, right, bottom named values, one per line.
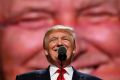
left=60, top=61, right=63, bottom=80
left=58, top=46, right=67, bottom=80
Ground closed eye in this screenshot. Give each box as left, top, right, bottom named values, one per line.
left=7, top=9, right=55, bottom=29
left=81, top=12, right=116, bottom=17
left=49, top=37, right=58, bottom=42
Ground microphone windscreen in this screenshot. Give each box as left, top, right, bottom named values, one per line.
left=58, top=46, right=67, bottom=61
left=58, top=46, right=66, bottom=54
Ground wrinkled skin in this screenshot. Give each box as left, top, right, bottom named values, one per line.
left=1, top=0, right=120, bottom=80
left=45, top=30, right=75, bottom=68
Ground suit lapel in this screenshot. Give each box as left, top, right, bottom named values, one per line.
left=72, top=69, right=80, bottom=80
left=35, top=66, right=50, bottom=80
left=72, top=68, right=86, bottom=80
left=42, top=66, right=51, bottom=80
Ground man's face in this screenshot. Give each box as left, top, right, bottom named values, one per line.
left=46, top=30, right=75, bottom=68
left=1, top=0, right=120, bottom=80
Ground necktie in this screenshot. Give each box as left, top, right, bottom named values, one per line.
left=56, top=68, right=66, bottom=80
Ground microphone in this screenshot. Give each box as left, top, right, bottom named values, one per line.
left=58, top=46, right=67, bottom=61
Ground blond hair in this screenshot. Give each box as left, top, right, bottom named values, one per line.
left=43, top=25, right=76, bottom=50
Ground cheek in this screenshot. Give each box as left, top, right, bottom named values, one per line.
left=75, top=22, right=120, bottom=56
left=48, top=50, right=58, bottom=60
left=67, top=46, right=74, bottom=57
left=1, top=27, right=48, bottom=62
left=93, top=63, right=120, bottom=80
left=48, top=42, right=57, bottom=48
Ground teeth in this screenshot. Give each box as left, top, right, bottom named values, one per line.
left=54, top=49, right=57, bottom=51
left=78, top=67, right=93, bottom=74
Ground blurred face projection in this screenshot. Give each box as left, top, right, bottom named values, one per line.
left=1, top=0, right=120, bottom=80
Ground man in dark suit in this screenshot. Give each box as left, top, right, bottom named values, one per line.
left=16, top=25, right=101, bottom=80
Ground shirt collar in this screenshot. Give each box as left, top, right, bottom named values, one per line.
left=49, top=65, right=73, bottom=77
left=50, top=65, right=59, bottom=77
left=64, top=65, right=73, bottom=75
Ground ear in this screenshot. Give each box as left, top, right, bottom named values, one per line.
left=44, top=50, right=48, bottom=56
left=73, top=48, right=76, bottom=54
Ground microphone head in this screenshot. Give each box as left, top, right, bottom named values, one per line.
left=58, top=46, right=67, bottom=61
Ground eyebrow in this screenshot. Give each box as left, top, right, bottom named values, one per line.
left=5, top=8, right=55, bottom=25
left=74, top=0, right=108, bottom=11
left=6, top=0, right=55, bottom=22
left=75, top=0, right=119, bottom=16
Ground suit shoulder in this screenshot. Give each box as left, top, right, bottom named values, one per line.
left=16, top=70, right=47, bottom=80
left=76, top=71, right=102, bottom=80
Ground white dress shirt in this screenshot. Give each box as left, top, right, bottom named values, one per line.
left=50, top=65, right=73, bottom=80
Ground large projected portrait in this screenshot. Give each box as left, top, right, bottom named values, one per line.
left=0, top=0, right=120, bottom=80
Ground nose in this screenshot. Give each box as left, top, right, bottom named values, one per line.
left=57, top=13, right=75, bottom=27
left=55, top=4, right=76, bottom=28
left=57, top=38, right=63, bottom=46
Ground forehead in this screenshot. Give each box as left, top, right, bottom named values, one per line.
left=74, top=0, right=118, bottom=14
left=10, top=0, right=55, bottom=15
left=47, top=30, right=72, bottom=37
left=11, top=0, right=118, bottom=14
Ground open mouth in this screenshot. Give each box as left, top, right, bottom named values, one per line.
left=73, top=49, right=110, bottom=74
left=53, top=47, right=58, bottom=51
left=78, top=64, right=100, bottom=74
left=54, top=49, right=58, bottom=51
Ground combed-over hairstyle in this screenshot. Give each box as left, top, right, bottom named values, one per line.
left=43, top=25, right=76, bottom=50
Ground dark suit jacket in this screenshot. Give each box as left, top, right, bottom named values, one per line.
left=16, top=66, right=101, bottom=80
